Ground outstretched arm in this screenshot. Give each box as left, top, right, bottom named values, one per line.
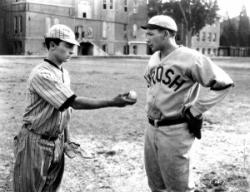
left=69, top=93, right=135, bottom=110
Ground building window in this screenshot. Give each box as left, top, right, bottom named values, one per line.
left=196, top=33, right=200, bottom=41
left=124, top=0, right=127, bottom=12
left=18, top=41, right=22, bottom=54
left=133, top=45, right=137, bottom=55
left=75, top=32, right=79, bottom=39
left=133, top=2, right=138, bottom=13
left=124, top=24, right=127, bottom=31
left=208, top=32, right=212, bottom=42
left=213, top=48, right=217, bottom=55
left=75, top=25, right=83, bottom=39
left=102, top=44, right=107, bottom=52
left=213, top=33, right=216, bottom=42
left=132, top=24, right=137, bottom=38
left=202, top=32, right=206, bottom=41
left=18, top=16, right=22, bottom=33
left=202, top=48, right=205, bottom=54
left=82, top=12, right=87, bottom=18
left=208, top=48, right=211, bottom=54
left=124, top=34, right=128, bottom=40
left=86, top=27, right=93, bottom=38
left=14, top=41, right=22, bottom=54
left=75, top=26, right=79, bottom=39
left=14, top=16, right=18, bottom=33
left=103, top=0, right=106, bottom=9
left=45, top=17, right=51, bottom=33
left=102, top=22, right=107, bottom=38
left=123, top=44, right=129, bottom=55
left=110, top=0, right=113, bottom=9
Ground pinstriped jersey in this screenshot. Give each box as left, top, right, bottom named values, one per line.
left=22, top=61, right=75, bottom=137
left=144, top=46, right=233, bottom=120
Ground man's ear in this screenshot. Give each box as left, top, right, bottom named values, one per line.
left=163, top=30, right=169, bottom=38
left=50, top=41, right=57, bottom=50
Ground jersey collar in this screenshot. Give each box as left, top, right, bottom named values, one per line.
left=44, top=59, right=63, bottom=71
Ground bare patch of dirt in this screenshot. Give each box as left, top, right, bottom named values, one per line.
left=0, top=57, right=250, bottom=192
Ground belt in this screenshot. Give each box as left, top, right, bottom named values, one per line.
left=41, top=134, right=59, bottom=141
left=148, top=117, right=186, bottom=127
left=21, top=127, right=63, bottom=142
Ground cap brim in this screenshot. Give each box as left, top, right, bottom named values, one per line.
left=64, top=39, right=80, bottom=46
left=141, top=24, right=168, bottom=30
left=141, top=24, right=177, bottom=32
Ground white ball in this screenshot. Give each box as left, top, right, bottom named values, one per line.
left=128, top=90, right=137, bottom=100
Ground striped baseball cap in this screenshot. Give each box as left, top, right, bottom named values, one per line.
left=141, top=15, right=177, bottom=32
left=45, top=24, right=80, bottom=46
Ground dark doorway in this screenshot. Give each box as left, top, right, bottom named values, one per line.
left=79, top=42, right=94, bottom=55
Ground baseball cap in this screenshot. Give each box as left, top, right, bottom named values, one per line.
left=45, top=24, right=80, bottom=46
left=141, top=15, right=177, bottom=32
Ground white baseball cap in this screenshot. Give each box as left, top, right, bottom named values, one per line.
left=45, top=24, right=80, bottom=46
left=141, top=15, right=177, bottom=32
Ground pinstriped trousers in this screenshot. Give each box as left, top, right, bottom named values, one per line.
left=13, top=128, right=65, bottom=192
left=144, top=122, right=195, bottom=192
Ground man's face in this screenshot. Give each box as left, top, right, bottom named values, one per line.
left=53, top=41, right=75, bottom=63
left=146, top=29, right=165, bottom=53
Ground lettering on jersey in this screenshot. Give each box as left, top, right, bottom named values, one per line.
left=144, top=73, right=152, bottom=87
left=156, top=66, right=163, bottom=82
left=146, top=66, right=186, bottom=91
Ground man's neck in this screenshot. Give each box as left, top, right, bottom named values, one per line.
left=47, top=54, right=62, bottom=69
left=160, top=44, right=179, bottom=59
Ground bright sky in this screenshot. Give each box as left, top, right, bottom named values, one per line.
left=217, top=0, right=250, bottom=18
left=161, top=0, right=250, bottom=18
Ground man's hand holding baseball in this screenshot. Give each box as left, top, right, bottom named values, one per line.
left=112, top=92, right=137, bottom=107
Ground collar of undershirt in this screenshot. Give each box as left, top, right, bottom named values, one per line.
left=44, top=59, right=63, bottom=72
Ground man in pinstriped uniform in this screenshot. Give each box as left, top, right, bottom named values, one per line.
left=13, top=24, right=135, bottom=192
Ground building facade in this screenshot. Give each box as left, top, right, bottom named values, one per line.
left=191, top=20, right=220, bottom=56
left=0, top=0, right=148, bottom=55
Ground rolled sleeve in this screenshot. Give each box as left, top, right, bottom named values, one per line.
left=59, top=95, right=77, bottom=111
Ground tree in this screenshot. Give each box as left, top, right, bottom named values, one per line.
left=238, top=5, right=250, bottom=47
left=148, top=0, right=162, bottom=18
left=148, top=0, right=219, bottom=47
left=220, top=18, right=238, bottom=46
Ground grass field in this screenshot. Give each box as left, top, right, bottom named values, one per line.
left=0, top=56, right=250, bottom=192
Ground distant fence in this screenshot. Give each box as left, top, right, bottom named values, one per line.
left=218, top=46, right=250, bottom=57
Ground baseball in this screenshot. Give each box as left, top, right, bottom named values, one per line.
left=128, top=90, right=137, bottom=100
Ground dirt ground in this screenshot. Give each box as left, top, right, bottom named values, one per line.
left=0, top=56, right=250, bottom=192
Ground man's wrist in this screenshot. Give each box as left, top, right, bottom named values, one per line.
left=106, top=99, right=114, bottom=107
